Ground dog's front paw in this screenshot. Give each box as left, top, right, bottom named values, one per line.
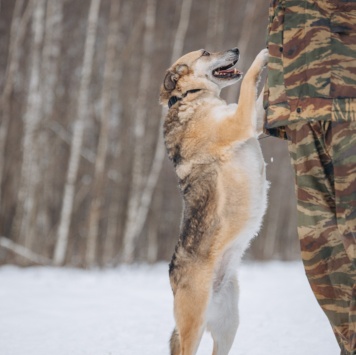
left=245, top=48, right=269, bottom=83
left=256, top=48, right=269, bottom=68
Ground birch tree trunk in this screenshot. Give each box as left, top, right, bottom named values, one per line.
left=12, top=0, right=45, bottom=251
left=85, top=0, right=121, bottom=267
left=121, top=0, right=157, bottom=263
left=206, top=0, right=225, bottom=50
left=36, top=0, right=63, bottom=254
left=0, top=0, right=33, bottom=206
left=119, top=0, right=193, bottom=263
left=53, top=0, right=101, bottom=266
left=226, top=1, right=257, bottom=103
left=103, top=2, right=145, bottom=264
left=42, top=0, right=63, bottom=119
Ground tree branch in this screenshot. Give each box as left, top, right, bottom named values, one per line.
left=0, top=237, right=51, bottom=265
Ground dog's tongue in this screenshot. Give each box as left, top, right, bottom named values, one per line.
left=219, top=68, right=242, bottom=75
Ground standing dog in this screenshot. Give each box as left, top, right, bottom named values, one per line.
left=160, top=48, right=269, bottom=355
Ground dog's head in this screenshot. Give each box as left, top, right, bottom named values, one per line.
left=160, top=48, right=241, bottom=106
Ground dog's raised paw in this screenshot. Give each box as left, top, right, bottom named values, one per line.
left=257, top=48, right=269, bottom=68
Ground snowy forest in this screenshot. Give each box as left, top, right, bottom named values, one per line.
left=0, top=0, right=300, bottom=267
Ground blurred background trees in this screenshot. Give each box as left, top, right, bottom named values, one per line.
left=0, top=0, right=299, bottom=267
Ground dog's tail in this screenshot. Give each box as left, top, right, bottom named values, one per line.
left=170, top=328, right=180, bottom=355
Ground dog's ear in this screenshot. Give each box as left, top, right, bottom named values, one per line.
left=160, top=64, right=190, bottom=106
left=163, top=65, right=189, bottom=91
left=164, top=70, right=179, bottom=91
left=176, top=64, right=188, bottom=76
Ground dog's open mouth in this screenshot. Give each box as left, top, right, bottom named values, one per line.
left=212, top=60, right=242, bottom=79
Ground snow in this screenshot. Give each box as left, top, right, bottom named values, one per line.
left=0, top=261, right=339, bottom=355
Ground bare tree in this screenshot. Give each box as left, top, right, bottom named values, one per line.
left=0, top=0, right=34, bottom=206
left=41, top=0, right=63, bottom=119
left=53, top=0, right=101, bottom=266
left=206, top=0, right=225, bottom=50
left=31, top=0, right=64, bottom=253
left=103, top=0, right=135, bottom=265
left=226, top=0, right=258, bottom=104
left=133, top=0, right=194, bottom=263
left=121, top=0, right=158, bottom=263
left=12, top=0, right=46, bottom=252
left=85, top=0, right=121, bottom=267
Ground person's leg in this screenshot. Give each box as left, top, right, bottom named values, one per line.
left=331, top=121, right=356, bottom=352
left=286, top=121, right=356, bottom=354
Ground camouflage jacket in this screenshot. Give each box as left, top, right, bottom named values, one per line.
left=265, top=0, right=356, bottom=139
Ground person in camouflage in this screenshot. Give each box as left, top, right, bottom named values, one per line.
left=264, top=1, right=356, bottom=353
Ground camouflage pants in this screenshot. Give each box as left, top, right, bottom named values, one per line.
left=286, top=121, right=356, bottom=354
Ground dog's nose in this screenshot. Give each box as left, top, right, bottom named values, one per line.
left=229, top=47, right=239, bottom=55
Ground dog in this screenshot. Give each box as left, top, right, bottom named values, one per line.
left=160, top=47, right=269, bottom=355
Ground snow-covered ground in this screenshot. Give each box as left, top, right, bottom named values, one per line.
left=0, top=261, right=339, bottom=355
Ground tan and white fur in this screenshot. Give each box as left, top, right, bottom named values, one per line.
left=160, top=48, right=269, bottom=355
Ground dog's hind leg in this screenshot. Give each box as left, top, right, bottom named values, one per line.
left=173, top=284, right=208, bottom=355
left=170, top=263, right=214, bottom=355
left=170, top=328, right=181, bottom=355
left=207, top=274, right=239, bottom=355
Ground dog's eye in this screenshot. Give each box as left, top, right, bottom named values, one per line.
left=202, top=50, right=210, bottom=56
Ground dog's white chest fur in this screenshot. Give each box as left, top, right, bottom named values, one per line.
left=231, top=136, right=268, bottom=235
left=217, top=129, right=268, bottom=274
left=213, top=103, right=238, bottom=122
left=230, top=139, right=267, bottom=255
left=206, top=136, right=268, bottom=352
